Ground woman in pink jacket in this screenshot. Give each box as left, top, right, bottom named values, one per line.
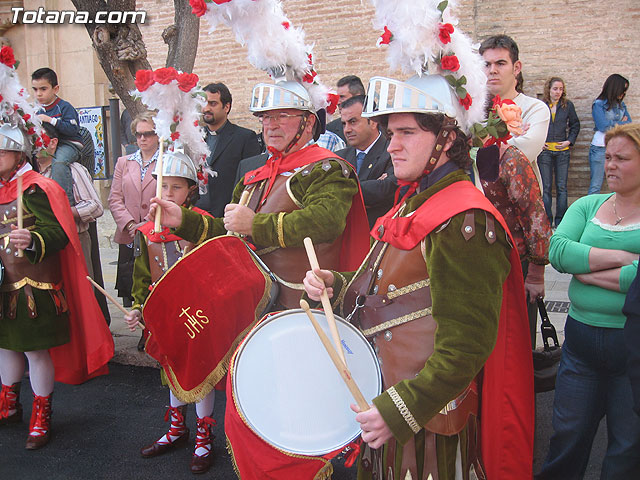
left=108, top=111, right=159, bottom=324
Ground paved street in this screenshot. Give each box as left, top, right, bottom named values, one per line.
left=0, top=211, right=607, bottom=479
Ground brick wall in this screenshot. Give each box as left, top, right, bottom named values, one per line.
left=138, top=0, right=639, bottom=200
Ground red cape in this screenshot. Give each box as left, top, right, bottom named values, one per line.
left=245, top=144, right=369, bottom=271
left=0, top=170, right=113, bottom=384
left=373, top=180, right=534, bottom=479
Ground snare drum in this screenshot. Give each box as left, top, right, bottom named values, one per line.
left=232, top=309, right=382, bottom=456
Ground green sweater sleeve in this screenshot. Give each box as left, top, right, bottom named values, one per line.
left=131, top=237, right=152, bottom=311
left=251, top=160, right=359, bottom=248
left=24, top=186, right=69, bottom=263
left=372, top=211, right=511, bottom=444
left=621, top=261, right=640, bottom=293
left=549, top=196, right=601, bottom=274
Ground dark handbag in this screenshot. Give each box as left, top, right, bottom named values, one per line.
left=532, top=298, right=562, bottom=393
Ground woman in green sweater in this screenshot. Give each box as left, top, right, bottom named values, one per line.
left=539, top=123, right=640, bottom=479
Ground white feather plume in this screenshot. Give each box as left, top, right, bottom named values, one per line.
left=132, top=79, right=209, bottom=161
left=0, top=61, right=45, bottom=150
left=199, top=0, right=330, bottom=111
left=368, top=0, right=487, bottom=132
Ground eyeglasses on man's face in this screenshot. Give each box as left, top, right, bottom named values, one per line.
left=135, top=131, right=157, bottom=139
left=257, top=113, right=305, bottom=125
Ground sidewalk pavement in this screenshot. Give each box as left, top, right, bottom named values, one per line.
left=95, top=210, right=572, bottom=369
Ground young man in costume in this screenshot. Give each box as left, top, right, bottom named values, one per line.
left=124, top=151, right=217, bottom=474
left=153, top=78, right=369, bottom=309
left=0, top=123, right=113, bottom=449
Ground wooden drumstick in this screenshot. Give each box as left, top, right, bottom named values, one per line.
left=86, top=276, right=145, bottom=330
left=226, top=189, right=251, bottom=236
left=300, top=300, right=369, bottom=411
left=16, top=174, right=23, bottom=257
left=153, top=138, right=165, bottom=232
left=303, top=237, right=346, bottom=365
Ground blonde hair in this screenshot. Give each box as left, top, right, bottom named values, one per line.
left=605, top=123, right=640, bottom=153
left=130, top=110, right=157, bottom=136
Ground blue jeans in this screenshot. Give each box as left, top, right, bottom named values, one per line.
left=51, top=142, right=80, bottom=206
left=538, top=150, right=570, bottom=227
left=588, top=145, right=606, bottom=195
left=538, top=316, right=640, bottom=479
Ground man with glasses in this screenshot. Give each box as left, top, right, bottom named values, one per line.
left=153, top=79, right=369, bottom=309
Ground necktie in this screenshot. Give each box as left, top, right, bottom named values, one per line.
left=355, top=151, right=366, bottom=175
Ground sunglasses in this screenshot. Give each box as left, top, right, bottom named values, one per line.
left=135, top=131, right=157, bottom=139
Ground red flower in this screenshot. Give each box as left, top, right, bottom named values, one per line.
left=193, top=120, right=199, bottom=127
left=189, top=0, right=208, bottom=17
left=41, top=133, right=50, bottom=147
left=302, top=69, right=317, bottom=84
left=282, top=21, right=290, bottom=30
left=134, top=69, right=155, bottom=92
left=27, top=127, right=35, bottom=135
left=153, top=67, right=178, bottom=85
left=440, top=54, right=460, bottom=72
left=326, top=93, right=340, bottom=115
left=439, top=23, right=454, bottom=44
left=212, top=0, right=232, bottom=3
left=177, top=72, right=198, bottom=92
left=173, top=114, right=180, bottom=122
left=22, top=113, right=30, bottom=122
left=491, top=95, right=516, bottom=108
left=0, top=46, right=16, bottom=68
left=308, top=53, right=313, bottom=66
left=0, top=94, right=3, bottom=102
left=378, top=26, right=393, bottom=46
left=170, top=131, right=180, bottom=141
left=459, top=93, right=472, bottom=110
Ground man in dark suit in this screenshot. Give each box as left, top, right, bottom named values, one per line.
left=325, top=75, right=365, bottom=142
left=196, top=83, right=261, bottom=217
left=335, top=95, right=396, bottom=228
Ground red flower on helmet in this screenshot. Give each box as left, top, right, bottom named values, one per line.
left=212, top=0, right=232, bottom=3
left=134, top=69, right=155, bottom=92
left=189, top=0, right=208, bottom=17
left=459, top=93, right=472, bottom=110
left=326, top=93, right=340, bottom=115
left=154, top=67, right=178, bottom=85
left=41, top=133, right=51, bottom=147
left=0, top=46, right=16, bottom=68
left=27, top=127, right=35, bottom=135
left=22, top=113, right=31, bottom=122
left=440, top=54, right=460, bottom=72
left=177, top=72, right=199, bottom=92
left=439, top=23, right=454, bottom=44
left=282, top=21, right=290, bottom=30
left=302, top=69, right=317, bottom=84
left=377, top=26, right=393, bottom=46
left=170, top=131, right=180, bottom=141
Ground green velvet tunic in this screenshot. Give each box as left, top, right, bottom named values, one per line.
left=0, top=186, right=70, bottom=352
left=173, top=159, right=358, bottom=249
left=331, top=171, right=512, bottom=480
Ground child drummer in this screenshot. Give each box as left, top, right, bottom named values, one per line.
left=124, top=150, right=216, bottom=474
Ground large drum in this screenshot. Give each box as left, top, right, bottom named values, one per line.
left=231, top=309, right=382, bottom=456
left=142, top=235, right=278, bottom=403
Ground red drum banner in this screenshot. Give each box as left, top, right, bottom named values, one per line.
left=143, top=235, right=275, bottom=403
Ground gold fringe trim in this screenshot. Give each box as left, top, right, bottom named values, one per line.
left=226, top=437, right=242, bottom=479
left=1, top=212, right=34, bottom=224
left=388, top=386, right=421, bottom=434
left=361, top=308, right=432, bottom=337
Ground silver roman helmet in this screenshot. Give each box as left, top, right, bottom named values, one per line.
left=250, top=80, right=324, bottom=141
left=0, top=124, right=28, bottom=153
left=362, top=74, right=458, bottom=121
left=151, top=150, right=198, bottom=183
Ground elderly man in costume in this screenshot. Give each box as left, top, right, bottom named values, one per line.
left=302, top=2, right=535, bottom=478
left=0, top=123, right=112, bottom=449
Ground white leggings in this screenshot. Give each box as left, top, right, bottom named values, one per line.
left=0, top=348, right=55, bottom=397
left=169, top=389, right=215, bottom=419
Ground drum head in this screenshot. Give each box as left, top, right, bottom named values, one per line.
left=233, top=309, right=382, bottom=456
